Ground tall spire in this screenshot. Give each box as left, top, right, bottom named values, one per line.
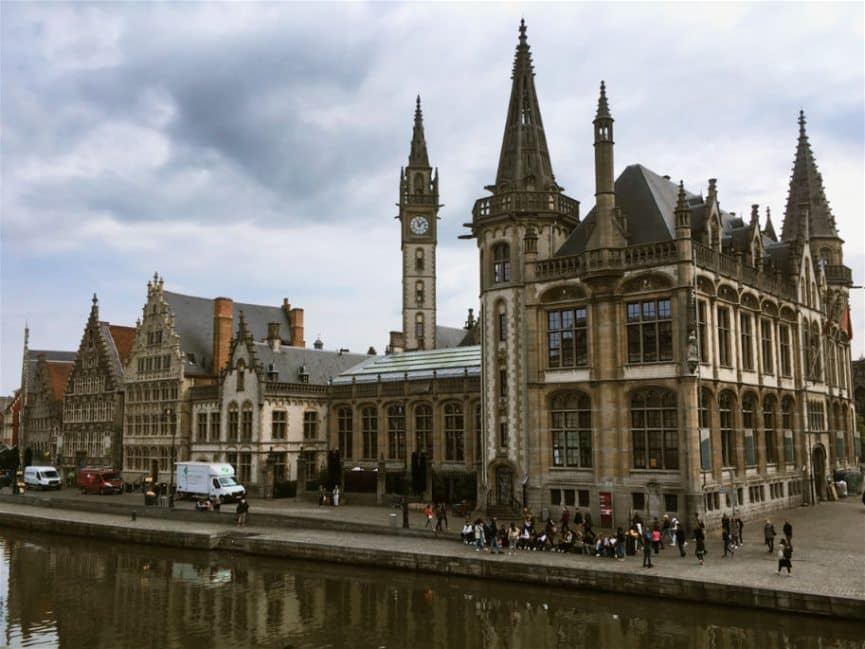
left=763, top=206, right=777, bottom=241
left=780, top=110, right=839, bottom=242
left=493, top=19, right=559, bottom=193
left=596, top=80, right=611, bottom=120
left=408, top=94, right=430, bottom=168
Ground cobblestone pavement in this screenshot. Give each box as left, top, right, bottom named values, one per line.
left=2, top=490, right=863, bottom=600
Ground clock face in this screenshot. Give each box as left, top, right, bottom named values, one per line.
left=409, top=216, right=429, bottom=235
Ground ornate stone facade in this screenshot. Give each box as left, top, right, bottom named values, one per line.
left=463, top=21, right=857, bottom=527
left=61, top=295, right=135, bottom=474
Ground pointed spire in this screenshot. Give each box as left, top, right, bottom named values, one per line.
left=408, top=95, right=430, bottom=168
left=781, top=110, right=839, bottom=242
left=595, top=80, right=611, bottom=120
left=675, top=181, right=691, bottom=232
left=763, top=206, right=777, bottom=241
left=494, top=19, right=559, bottom=193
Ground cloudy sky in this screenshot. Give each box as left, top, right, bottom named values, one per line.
left=1, top=2, right=863, bottom=394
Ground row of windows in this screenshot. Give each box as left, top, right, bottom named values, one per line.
left=127, top=382, right=178, bottom=403
left=64, top=400, right=114, bottom=423
left=336, top=403, right=477, bottom=462
left=71, top=375, right=105, bottom=395
left=194, top=409, right=319, bottom=443
left=137, top=355, right=172, bottom=374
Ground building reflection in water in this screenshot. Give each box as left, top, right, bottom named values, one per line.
left=0, top=529, right=861, bottom=649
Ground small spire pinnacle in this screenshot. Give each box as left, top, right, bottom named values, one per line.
left=764, top=206, right=777, bottom=241
left=676, top=181, right=689, bottom=211
left=408, top=95, right=430, bottom=167
left=798, top=109, right=806, bottom=136
left=595, top=80, right=611, bottom=120
left=519, top=17, right=527, bottom=43
left=92, top=293, right=98, bottom=305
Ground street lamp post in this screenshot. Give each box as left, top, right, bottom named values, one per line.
left=163, top=407, right=175, bottom=509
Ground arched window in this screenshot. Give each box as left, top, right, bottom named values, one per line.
left=414, top=172, right=424, bottom=194
left=361, top=406, right=377, bottom=459
left=699, top=388, right=712, bottom=429
left=550, top=392, right=592, bottom=468
left=719, top=391, right=736, bottom=467
left=228, top=402, right=239, bottom=442
left=337, top=407, right=353, bottom=460
left=493, top=244, right=511, bottom=284
left=630, top=389, right=677, bottom=470
left=236, top=359, right=246, bottom=392
left=387, top=404, right=406, bottom=460
left=415, top=404, right=433, bottom=459
left=415, top=248, right=424, bottom=271
left=443, top=403, right=464, bottom=461
left=241, top=401, right=253, bottom=442
left=415, top=313, right=424, bottom=343
left=743, top=393, right=757, bottom=467
left=781, top=396, right=795, bottom=430
left=415, top=281, right=424, bottom=304
left=763, top=396, right=778, bottom=465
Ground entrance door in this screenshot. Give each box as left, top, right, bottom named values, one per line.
left=496, top=467, right=513, bottom=506
left=812, top=446, right=826, bottom=501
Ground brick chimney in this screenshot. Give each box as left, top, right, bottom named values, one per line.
left=212, top=297, right=233, bottom=374
left=290, top=308, right=305, bottom=347
left=267, top=322, right=281, bottom=351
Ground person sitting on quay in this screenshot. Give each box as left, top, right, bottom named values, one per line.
left=557, top=527, right=575, bottom=553
left=461, top=519, right=474, bottom=544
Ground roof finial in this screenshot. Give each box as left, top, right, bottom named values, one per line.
left=92, top=293, right=98, bottom=305
left=519, top=17, right=527, bottom=42
left=595, top=80, right=611, bottom=120
left=798, top=109, right=806, bottom=135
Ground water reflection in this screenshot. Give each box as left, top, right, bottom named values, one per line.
left=0, top=528, right=861, bottom=649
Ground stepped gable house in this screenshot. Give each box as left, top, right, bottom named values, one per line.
left=60, top=294, right=136, bottom=476
left=190, top=316, right=368, bottom=496
left=461, top=21, right=856, bottom=526
left=121, top=273, right=305, bottom=484
left=17, top=326, right=76, bottom=464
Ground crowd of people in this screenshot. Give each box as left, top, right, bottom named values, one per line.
left=456, top=507, right=796, bottom=576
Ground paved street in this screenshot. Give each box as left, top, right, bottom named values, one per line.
left=2, top=487, right=863, bottom=601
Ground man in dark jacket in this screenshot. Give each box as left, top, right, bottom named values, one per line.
left=782, top=520, right=792, bottom=543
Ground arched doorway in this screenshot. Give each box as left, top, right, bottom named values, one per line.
left=812, top=445, right=826, bottom=501
left=495, top=466, right=513, bottom=506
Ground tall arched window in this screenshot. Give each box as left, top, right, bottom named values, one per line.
left=743, top=393, right=757, bottom=467
left=415, top=313, right=424, bottom=343
left=415, top=281, right=424, bottom=304
left=415, top=404, right=433, bottom=459
left=387, top=404, right=406, bottom=460
left=719, top=391, right=736, bottom=468
left=630, top=389, right=677, bottom=470
left=493, top=244, right=511, bottom=284
left=550, top=392, right=592, bottom=468
left=337, top=407, right=353, bottom=460
left=241, top=401, right=253, bottom=442
left=415, top=248, right=424, bottom=271
left=361, top=406, right=378, bottom=459
left=228, top=402, right=239, bottom=442
left=763, top=396, right=778, bottom=465
left=443, top=403, right=464, bottom=461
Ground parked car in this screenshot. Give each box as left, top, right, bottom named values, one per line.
left=23, top=466, right=61, bottom=490
left=77, top=468, right=123, bottom=495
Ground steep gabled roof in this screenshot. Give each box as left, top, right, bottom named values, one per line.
left=45, top=361, right=74, bottom=401
left=163, top=291, right=292, bottom=375
left=25, top=350, right=76, bottom=395
left=108, top=325, right=136, bottom=366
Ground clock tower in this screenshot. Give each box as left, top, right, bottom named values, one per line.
left=399, top=96, right=439, bottom=351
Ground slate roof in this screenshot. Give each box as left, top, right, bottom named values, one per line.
left=435, top=326, right=472, bottom=349
left=557, top=164, right=734, bottom=257
left=163, top=291, right=292, bottom=376
left=45, top=361, right=74, bottom=401
left=253, top=343, right=369, bottom=386
left=332, top=346, right=481, bottom=384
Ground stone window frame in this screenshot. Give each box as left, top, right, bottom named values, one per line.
left=272, top=409, right=287, bottom=440
left=547, top=306, right=588, bottom=368
left=443, top=401, right=465, bottom=462
left=492, top=243, right=511, bottom=284
left=630, top=388, right=678, bottom=470
left=240, top=401, right=253, bottom=442
left=303, top=411, right=318, bottom=441
left=550, top=391, right=592, bottom=468
left=626, top=298, right=672, bottom=364
left=414, top=403, right=433, bottom=460
left=227, top=402, right=239, bottom=442
left=386, top=403, right=406, bottom=460
left=360, top=404, right=378, bottom=460
left=337, top=406, right=353, bottom=460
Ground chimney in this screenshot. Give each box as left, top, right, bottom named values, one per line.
left=212, top=297, right=233, bottom=375
left=267, top=322, right=281, bottom=352
left=289, top=308, right=305, bottom=347
left=388, top=331, right=405, bottom=354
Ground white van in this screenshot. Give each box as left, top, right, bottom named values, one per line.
left=24, top=466, right=62, bottom=490
left=175, top=462, right=245, bottom=502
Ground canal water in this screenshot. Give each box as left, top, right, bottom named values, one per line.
left=0, top=528, right=861, bottom=649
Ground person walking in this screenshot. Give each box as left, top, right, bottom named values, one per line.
left=735, top=516, right=744, bottom=544
left=777, top=538, right=793, bottom=575
left=764, top=520, right=776, bottom=553
left=675, top=521, right=687, bottom=557
left=440, top=502, right=448, bottom=530
left=782, top=519, right=792, bottom=544
left=332, top=485, right=340, bottom=507
left=642, top=528, right=654, bottom=568
left=694, top=525, right=706, bottom=565
left=434, top=503, right=444, bottom=532
left=235, top=497, right=249, bottom=527
left=722, top=528, right=735, bottom=557
left=424, top=503, right=434, bottom=529
left=560, top=506, right=571, bottom=531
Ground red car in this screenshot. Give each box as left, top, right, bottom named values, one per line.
left=77, top=468, right=123, bottom=495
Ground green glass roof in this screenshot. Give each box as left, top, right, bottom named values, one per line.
left=333, top=345, right=480, bottom=384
